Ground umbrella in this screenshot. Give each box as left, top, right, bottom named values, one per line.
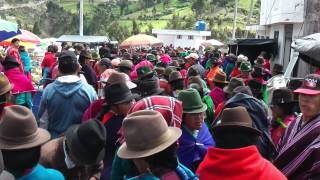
left=0, top=29, right=41, bottom=47
left=201, top=39, right=224, bottom=47
left=0, top=19, right=21, bottom=42
left=292, top=33, right=320, bottom=67
left=120, top=34, right=163, bottom=49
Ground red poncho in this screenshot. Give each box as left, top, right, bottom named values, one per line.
left=197, top=146, right=287, bottom=180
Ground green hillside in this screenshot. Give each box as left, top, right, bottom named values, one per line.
left=0, top=0, right=260, bottom=42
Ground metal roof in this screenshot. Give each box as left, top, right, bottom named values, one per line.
left=56, top=35, right=110, bottom=43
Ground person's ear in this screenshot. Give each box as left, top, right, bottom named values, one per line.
left=76, top=63, right=81, bottom=73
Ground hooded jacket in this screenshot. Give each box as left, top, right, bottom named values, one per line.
left=39, top=75, right=97, bottom=138
left=216, top=93, right=276, bottom=160
left=197, top=146, right=287, bottom=180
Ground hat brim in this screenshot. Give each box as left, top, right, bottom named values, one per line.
left=113, top=93, right=140, bottom=105
left=223, top=86, right=232, bottom=94
left=183, top=103, right=207, bottom=114
left=169, top=78, right=184, bottom=83
left=117, top=127, right=182, bottom=159
left=213, top=80, right=229, bottom=84
left=126, top=81, right=137, bottom=89
left=0, top=128, right=50, bottom=150
left=212, top=124, right=262, bottom=136
left=139, top=72, right=155, bottom=80
left=66, top=125, right=105, bottom=165
left=0, top=84, right=13, bottom=95
left=294, top=88, right=320, bottom=95
left=142, top=88, right=165, bottom=97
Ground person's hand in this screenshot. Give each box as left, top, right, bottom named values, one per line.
left=89, top=177, right=97, bottom=180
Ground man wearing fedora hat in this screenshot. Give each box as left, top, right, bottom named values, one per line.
left=40, top=119, right=106, bottom=180
left=97, top=83, right=138, bottom=179
left=186, top=53, right=205, bottom=79
left=138, top=76, right=165, bottom=98
left=269, top=88, right=296, bottom=146
left=272, top=64, right=284, bottom=76
left=82, top=72, right=137, bottom=122
left=0, top=105, right=64, bottom=180
left=209, top=71, right=229, bottom=108
left=214, top=77, right=245, bottom=118
left=274, top=74, right=320, bottom=179
left=117, top=110, right=197, bottom=179
left=168, top=71, right=184, bottom=97
left=236, top=61, right=253, bottom=85
left=207, top=57, right=223, bottom=89
left=39, top=51, right=97, bottom=139
left=178, top=89, right=215, bottom=171
left=197, top=107, right=286, bottom=180
left=118, top=60, right=133, bottom=77
left=79, top=50, right=97, bottom=87
left=230, top=54, right=248, bottom=78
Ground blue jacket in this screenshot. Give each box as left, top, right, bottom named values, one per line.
left=39, top=76, right=97, bottom=138
left=17, top=164, right=64, bottom=180
left=178, top=122, right=215, bottom=171
left=20, top=51, right=31, bottom=73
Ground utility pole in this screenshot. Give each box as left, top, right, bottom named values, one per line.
left=79, top=0, right=83, bottom=36
left=303, top=0, right=320, bottom=36
left=245, top=0, right=254, bottom=38
left=232, top=0, right=238, bottom=40
left=297, top=0, right=320, bottom=76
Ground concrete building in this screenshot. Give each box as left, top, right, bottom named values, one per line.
left=152, top=29, right=211, bottom=49
left=247, top=0, right=304, bottom=70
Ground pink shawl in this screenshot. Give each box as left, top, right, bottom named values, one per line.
left=4, top=68, right=35, bottom=94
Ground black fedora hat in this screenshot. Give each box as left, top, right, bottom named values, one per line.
left=65, top=119, right=106, bottom=165
left=139, top=77, right=164, bottom=97
left=271, top=88, right=294, bottom=105
left=104, top=83, right=137, bottom=105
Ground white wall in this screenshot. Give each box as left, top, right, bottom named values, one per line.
left=156, top=34, right=174, bottom=46
left=260, top=0, right=304, bottom=25
left=155, top=34, right=207, bottom=49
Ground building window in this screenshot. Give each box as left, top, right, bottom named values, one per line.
left=188, top=35, right=194, bottom=40
left=177, top=35, right=182, bottom=39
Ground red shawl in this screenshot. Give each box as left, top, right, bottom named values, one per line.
left=197, top=146, right=287, bottom=180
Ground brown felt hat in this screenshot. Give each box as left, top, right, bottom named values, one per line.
left=0, top=105, right=51, bottom=150
left=117, top=110, right=182, bottom=159
left=213, top=71, right=229, bottom=84
left=213, top=106, right=261, bottom=136
left=105, top=71, right=137, bottom=89
left=224, top=77, right=244, bottom=94
left=0, top=73, right=12, bottom=95
left=169, top=71, right=183, bottom=83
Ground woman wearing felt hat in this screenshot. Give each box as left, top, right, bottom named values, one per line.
left=270, top=88, right=297, bottom=146
left=177, top=89, right=215, bottom=172
left=117, top=110, right=198, bottom=180
left=209, top=71, right=229, bottom=108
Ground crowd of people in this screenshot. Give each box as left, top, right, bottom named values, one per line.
left=0, top=37, right=320, bottom=180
